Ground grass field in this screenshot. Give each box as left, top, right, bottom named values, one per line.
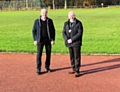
left=0, top=7, right=120, bottom=54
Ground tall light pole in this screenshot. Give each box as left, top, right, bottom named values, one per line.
left=64, top=0, right=67, bottom=9
left=53, top=0, right=55, bottom=9
left=26, top=0, right=28, bottom=9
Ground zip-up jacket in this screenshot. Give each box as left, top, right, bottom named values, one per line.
left=62, top=18, right=83, bottom=47
left=32, top=17, right=55, bottom=43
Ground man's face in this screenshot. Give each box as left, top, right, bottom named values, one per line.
left=68, top=12, right=75, bottom=20
left=41, top=10, right=47, bottom=18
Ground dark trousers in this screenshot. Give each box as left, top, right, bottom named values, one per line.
left=36, top=42, right=51, bottom=70
left=69, top=46, right=81, bottom=73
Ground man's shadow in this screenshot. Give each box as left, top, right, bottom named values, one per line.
left=39, top=66, right=71, bottom=75
left=81, top=57, right=120, bottom=75
left=82, top=57, right=120, bottom=67
left=51, top=66, right=71, bottom=72
left=51, top=57, right=120, bottom=76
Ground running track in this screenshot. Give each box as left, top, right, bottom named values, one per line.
left=0, top=53, right=120, bottom=92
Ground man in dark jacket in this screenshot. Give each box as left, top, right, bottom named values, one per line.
left=32, top=8, right=55, bottom=75
left=62, top=11, right=83, bottom=77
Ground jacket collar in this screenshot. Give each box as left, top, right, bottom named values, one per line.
left=40, top=16, right=48, bottom=21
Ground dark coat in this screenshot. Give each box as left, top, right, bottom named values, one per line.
left=32, top=17, right=55, bottom=43
left=62, top=18, right=83, bottom=47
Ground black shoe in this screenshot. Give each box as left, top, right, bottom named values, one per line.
left=36, top=69, right=41, bottom=75
left=45, top=68, right=51, bottom=72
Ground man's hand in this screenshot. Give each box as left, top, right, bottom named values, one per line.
left=51, top=40, right=55, bottom=45
left=34, top=41, right=37, bottom=45
left=67, top=39, right=72, bottom=44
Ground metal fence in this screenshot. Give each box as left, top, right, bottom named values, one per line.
left=0, top=1, right=120, bottom=11
left=0, top=0, right=45, bottom=11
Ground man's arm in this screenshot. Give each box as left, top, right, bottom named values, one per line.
left=32, top=20, right=37, bottom=45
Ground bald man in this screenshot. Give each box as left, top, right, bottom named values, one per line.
left=32, top=8, right=56, bottom=75
left=62, top=11, right=83, bottom=77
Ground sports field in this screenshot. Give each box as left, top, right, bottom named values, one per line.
left=0, top=7, right=120, bottom=54
left=0, top=7, right=120, bottom=92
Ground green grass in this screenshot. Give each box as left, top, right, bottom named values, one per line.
left=0, top=7, right=120, bottom=54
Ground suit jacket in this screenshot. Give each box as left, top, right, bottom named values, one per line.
left=62, top=18, right=83, bottom=47
left=32, top=17, right=55, bottom=43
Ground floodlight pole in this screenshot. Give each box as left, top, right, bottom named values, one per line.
left=53, top=0, right=55, bottom=9
left=64, top=0, right=67, bottom=9
left=26, top=0, right=28, bottom=9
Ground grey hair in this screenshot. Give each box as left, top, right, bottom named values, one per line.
left=41, top=8, right=48, bottom=13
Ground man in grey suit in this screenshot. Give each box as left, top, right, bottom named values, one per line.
left=62, top=11, right=83, bottom=77
left=32, top=8, right=55, bottom=75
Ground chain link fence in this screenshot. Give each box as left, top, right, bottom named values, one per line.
left=0, top=0, right=120, bottom=11
left=0, top=0, right=46, bottom=11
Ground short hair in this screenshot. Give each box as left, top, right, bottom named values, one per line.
left=41, top=8, right=48, bottom=14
